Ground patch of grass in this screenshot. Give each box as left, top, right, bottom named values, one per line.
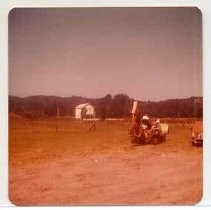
left=9, top=117, right=202, bottom=167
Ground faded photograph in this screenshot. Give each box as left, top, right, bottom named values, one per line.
left=9, top=7, right=202, bottom=205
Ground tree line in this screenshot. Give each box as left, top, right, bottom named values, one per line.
left=9, top=94, right=203, bottom=119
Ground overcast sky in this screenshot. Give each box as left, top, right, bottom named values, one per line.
left=9, top=7, right=202, bottom=101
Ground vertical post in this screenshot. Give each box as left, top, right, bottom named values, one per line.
left=131, top=101, right=138, bottom=124
left=56, top=104, right=60, bottom=132
left=89, top=110, right=96, bottom=131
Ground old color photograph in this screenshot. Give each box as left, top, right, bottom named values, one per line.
left=9, top=7, right=202, bottom=205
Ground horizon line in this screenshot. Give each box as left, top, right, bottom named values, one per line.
left=9, top=94, right=203, bottom=103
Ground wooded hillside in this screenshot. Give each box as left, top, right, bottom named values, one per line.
left=9, top=94, right=203, bottom=119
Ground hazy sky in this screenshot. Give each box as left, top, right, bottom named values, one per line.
left=9, top=7, right=202, bottom=101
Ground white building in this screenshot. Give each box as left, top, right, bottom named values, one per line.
left=75, top=103, right=95, bottom=119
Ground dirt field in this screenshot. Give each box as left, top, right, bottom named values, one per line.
left=9, top=117, right=202, bottom=205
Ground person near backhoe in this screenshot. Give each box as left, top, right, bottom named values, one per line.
left=154, top=118, right=161, bottom=130
left=141, top=115, right=152, bottom=130
left=141, top=115, right=152, bottom=140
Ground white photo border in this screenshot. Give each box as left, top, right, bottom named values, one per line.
left=0, top=0, right=211, bottom=208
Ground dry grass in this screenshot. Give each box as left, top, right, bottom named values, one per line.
left=9, top=117, right=201, bottom=167
left=9, top=116, right=202, bottom=205
left=9, top=117, right=129, bottom=166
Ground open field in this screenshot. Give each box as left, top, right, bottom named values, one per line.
left=9, top=117, right=202, bottom=205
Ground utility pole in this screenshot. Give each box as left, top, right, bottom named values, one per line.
left=56, top=104, right=60, bottom=132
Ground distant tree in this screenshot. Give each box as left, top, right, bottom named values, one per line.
left=98, top=94, right=113, bottom=120
left=111, top=94, right=130, bottom=118
left=9, top=95, right=203, bottom=119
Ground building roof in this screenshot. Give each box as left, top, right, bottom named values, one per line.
left=75, top=103, right=93, bottom=109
